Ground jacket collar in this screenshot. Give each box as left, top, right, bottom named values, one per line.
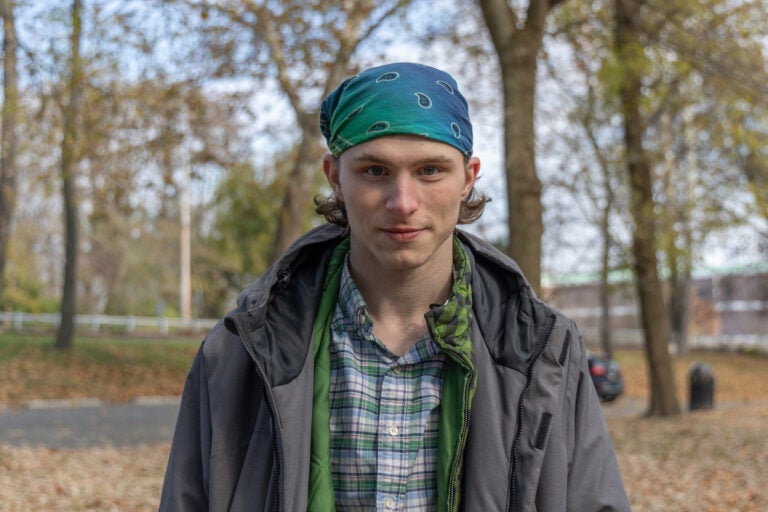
left=224, top=224, right=347, bottom=386
left=235, top=224, right=347, bottom=315
left=225, top=224, right=547, bottom=383
left=234, top=225, right=529, bottom=319
left=454, top=230, right=552, bottom=375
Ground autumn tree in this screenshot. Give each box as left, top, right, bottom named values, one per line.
left=0, top=0, right=17, bottom=303
left=175, top=0, right=417, bottom=263
left=612, top=0, right=680, bottom=416
left=2, top=2, right=266, bottom=320
left=640, top=0, right=768, bottom=354
left=610, top=0, right=768, bottom=386
left=543, top=0, right=766, bottom=399
left=30, top=1, right=253, bottom=319
left=541, top=34, right=631, bottom=358
left=55, top=0, right=84, bottom=350
left=1, top=4, right=63, bottom=315
left=198, top=151, right=295, bottom=315
left=478, top=0, right=571, bottom=295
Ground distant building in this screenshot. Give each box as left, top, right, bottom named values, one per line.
left=543, top=267, right=768, bottom=352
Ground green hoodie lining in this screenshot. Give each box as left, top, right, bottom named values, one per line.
left=306, top=236, right=476, bottom=512
left=307, top=238, right=348, bottom=512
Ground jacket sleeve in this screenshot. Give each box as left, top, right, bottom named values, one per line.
left=159, top=345, right=212, bottom=511
left=566, top=329, right=631, bottom=511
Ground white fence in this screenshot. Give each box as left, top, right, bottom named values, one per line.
left=3, top=312, right=766, bottom=352
left=576, top=327, right=768, bottom=354
left=0, top=311, right=219, bottom=335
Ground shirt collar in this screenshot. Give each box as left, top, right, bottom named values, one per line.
left=338, top=254, right=375, bottom=342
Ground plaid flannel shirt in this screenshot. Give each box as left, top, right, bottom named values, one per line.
left=328, top=258, right=447, bottom=511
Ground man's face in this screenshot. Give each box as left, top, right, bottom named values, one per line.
left=324, top=135, right=480, bottom=275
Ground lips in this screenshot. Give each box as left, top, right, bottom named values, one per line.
left=381, top=227, right=423, bottom=242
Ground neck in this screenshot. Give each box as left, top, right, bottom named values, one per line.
left=348, top=252, right=454, bottom=356
left=357, top=267, right=452, bottom=316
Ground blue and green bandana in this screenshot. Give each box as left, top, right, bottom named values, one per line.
left=320, top=62, right=473, bottom=158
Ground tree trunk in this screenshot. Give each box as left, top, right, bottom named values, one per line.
left=479, top=0, right=565, bottom=295
left=597, top=137, right=616, bottom=360
left=269, top=117, right=324, bottom=261
left=0, top=0, right=18, bottom=301
left=256, top=1, right=385, bottom=264
left=659, top=108, right=694, bottom=356
left=667, top=112, right=700, bottom=356
left=598, top=209, right=613, bottom=359
left=55, top=0, right=83, bottom=350
left=502, top=35, right=543, bottom=295
left=667, top=264, right=691, bottom=355
left=614, top=0, right=680, bottom=416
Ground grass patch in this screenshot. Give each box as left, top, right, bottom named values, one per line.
left=3, top=333, right=768, bottom=408
left=0, top=333, right=200, bottom=406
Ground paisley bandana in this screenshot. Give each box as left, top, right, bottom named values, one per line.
left=320, top=62, right=473, bottom=158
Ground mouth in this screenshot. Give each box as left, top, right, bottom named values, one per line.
left=381, top=227, right=423, bottom=242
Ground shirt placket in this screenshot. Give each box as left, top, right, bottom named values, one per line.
left=376, top=362, right=408, bottom=510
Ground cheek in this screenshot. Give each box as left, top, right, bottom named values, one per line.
left=340, top=186, right=377, bottom=223
left=343, top=182, right=380, bottom=205
left=435, top=185, right=465, bottom=213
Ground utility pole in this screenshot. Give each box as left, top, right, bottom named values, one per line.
left=179, top=171, right=191, bottom=320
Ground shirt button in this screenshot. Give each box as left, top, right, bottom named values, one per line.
left=384, top=497, right=397, bottom=509
left=387, top=425, right=399, bottom=436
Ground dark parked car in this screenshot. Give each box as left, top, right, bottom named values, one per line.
left=587, top=352, right=624, bottom=402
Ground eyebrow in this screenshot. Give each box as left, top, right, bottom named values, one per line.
left=350, top=152, right=456, bottom=166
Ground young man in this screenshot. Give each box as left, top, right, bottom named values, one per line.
left=160, top=63, right=630, bottom=511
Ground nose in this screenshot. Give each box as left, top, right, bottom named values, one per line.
left=385, top=174, right=419, bottom=215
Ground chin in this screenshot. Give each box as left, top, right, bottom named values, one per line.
left=381, top=250, right=434, bottom=271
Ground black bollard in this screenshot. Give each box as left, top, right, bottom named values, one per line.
left=688, top=362, right=715, bottom=411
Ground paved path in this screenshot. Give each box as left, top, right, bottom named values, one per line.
left=600, top=396, right=646, bottom=418
left=0, top=395, right=645, bottom=449
left=0, top=398, right=180, bottom=448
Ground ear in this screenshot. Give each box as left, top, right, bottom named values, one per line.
left=323, top=153, right=343, bottom=200
left=462, top=156, right=481, bottom=199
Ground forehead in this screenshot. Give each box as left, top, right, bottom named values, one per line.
left=339, top=135, right=465, bottom=165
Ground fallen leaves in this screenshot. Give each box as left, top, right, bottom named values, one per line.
left=0, top=336, right=198, bottom=407
left=609, top=404, right=768, bottom=511
left=0, top=444, right=168, bottom=511
left=1, top=341, right=767, bottom=510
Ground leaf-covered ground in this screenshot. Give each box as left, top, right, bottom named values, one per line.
left=1, top=335, right=767, bottom=511
left=604, top=349, right=768, bottom=511
left=0, top=334, right=199, bottom=407
left=610, top=403, right=768, bottom=511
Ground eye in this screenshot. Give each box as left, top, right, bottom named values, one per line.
left=420, top=166, right=442, bottom=177
left=365, top=166, right=386, bottom=177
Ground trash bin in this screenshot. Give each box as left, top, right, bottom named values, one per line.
left=689, top=362, right=715, bottom=411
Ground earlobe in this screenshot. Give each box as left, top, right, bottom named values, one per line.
left=463, top=156, right=481, bottom=197
left=323, top=153, right=344, bottom=200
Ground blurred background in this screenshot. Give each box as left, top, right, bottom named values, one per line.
left=1, top=1, right=767, bottom=509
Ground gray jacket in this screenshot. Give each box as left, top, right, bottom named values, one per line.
left=160, top=224, right=631, bottom=511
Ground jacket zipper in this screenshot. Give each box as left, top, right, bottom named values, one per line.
left=506, top=312, right=556, bottom=512
left=445, top=349, right=476, bottom=512
left=234, top=318, right=283, bottom=512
